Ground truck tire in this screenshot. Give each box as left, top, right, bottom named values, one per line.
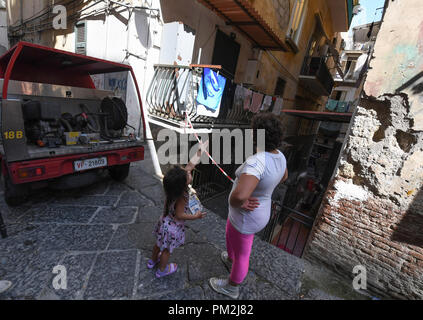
left=109, top=164, right=130, bottom=181
left=4, top=176, right=29, bottom=206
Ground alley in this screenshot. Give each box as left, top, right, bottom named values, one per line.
left=0, top=149, right=367, bottom=300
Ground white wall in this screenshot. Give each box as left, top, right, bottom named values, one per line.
left=0, top=9, right=8, bottom=53
left=85, top=0, right=163, bottom=136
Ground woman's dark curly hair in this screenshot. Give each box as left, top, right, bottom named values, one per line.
left=251, top=112, right=284, bottom=152
left=163, top=166, right=189, bottom=216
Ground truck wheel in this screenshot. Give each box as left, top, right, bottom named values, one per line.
left=4, top=176, right=29, bottom=206
left=109, top=164, right=130, bottom=181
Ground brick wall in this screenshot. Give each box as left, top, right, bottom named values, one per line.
left=305, top=176, right=423, bottom=299
left=304, top=95, right=423, bottom=299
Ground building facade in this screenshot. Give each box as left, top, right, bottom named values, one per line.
left=304, top=0, right=423, bottom=299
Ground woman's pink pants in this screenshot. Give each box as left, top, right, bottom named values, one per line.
left=226, top=219, right=254, bottom=284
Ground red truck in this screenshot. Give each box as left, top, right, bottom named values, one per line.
left=0, top=42, right=147, bottom=205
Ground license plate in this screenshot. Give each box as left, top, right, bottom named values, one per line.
left=74, top=157, right=107, bottom=171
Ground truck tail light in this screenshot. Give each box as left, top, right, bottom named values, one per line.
left=128, top=151, right=143, bottom=160
left=18, top=166, right=45, bottom=178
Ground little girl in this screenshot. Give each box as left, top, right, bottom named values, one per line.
left=148, top=146, right=207, bottom=278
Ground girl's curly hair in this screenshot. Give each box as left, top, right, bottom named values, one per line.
left=251, top=112, right=284, bottom=152
left=162, top=166, right=189, bottom=216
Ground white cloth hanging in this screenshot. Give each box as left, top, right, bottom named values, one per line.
left=272, top=98, right=283, bottom=115
left=261, top=95, right=273, bottom=111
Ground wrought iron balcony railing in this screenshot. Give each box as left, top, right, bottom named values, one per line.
left=146, top=64, right=251, bottom=129
left=299, top=56, right=334, bottom=96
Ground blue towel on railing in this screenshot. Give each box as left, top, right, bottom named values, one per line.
left=326, top=99, right=338, bottom=111
left=196, top=68, right=227, bottom=112
left=337, top=101, right=349, bottom=113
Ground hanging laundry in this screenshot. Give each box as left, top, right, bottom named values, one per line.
left=326, top=99, right=338, bottom=111
left=196, top=68, right=227, bottom=113
left=272, top=98, right=283, bottom=116
left=243, top=88, right=253, bottom=110
left=196, top=100, right=222, bottom=118
left=261, top=95, right=273, bottom=111
left=233, top=85, right=245, bottom=111
left=218, top=80, right=235, bottom=119
left=269, top=96, right=276, bottom=113
left=250, top=92, right=264, bottom=113
left=337, top=101, right=349, bottom=113
left=224, top=80, right=237, bottom=110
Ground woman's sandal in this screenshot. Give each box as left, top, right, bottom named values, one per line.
left=155, top=263, right=178, bottom=278
left=147, top=252, right=162, bottom=269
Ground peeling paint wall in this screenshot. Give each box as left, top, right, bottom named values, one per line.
left=305, top=0, right=423, bottom=299
left=364, top=0, right=423, bottom=131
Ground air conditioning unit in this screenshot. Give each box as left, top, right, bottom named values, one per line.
left=159, top=22, right=196, bottom=66
left=244, top=60, right=259, bottom=84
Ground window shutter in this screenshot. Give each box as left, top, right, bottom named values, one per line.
left=75, top=21, right=87, bottom=55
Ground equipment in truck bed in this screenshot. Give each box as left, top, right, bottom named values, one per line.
left=0, top=42, right=147, bottom=205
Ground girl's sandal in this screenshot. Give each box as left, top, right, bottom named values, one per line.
left=147, top=252, right=162, bottom=269
left=155, top=263, right=178, bottom=278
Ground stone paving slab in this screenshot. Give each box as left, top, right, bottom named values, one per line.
left=185, top=209, right=227, bottom=251
left=90, top=207, right=137, bottom=224
left=0, top=250, right=64, bottom=299
left=184, top=243, right=228, bottom=284
left=138, top=184, right=165, bottom=206
left=78, top=179, right=110, bottom=196
left=105, top=182, right=131, bottom=196
left=137, top=205, right=163, bottom=223
left=117, top=191, right=155, bottom=208
left=125, top=165, right=161, bottom=191
left=249, top=238, right=304, bottom=299
left=23, top=206, right=98, bottom=224
left=136, top=248, right=188, bottom=299
left=0, top=156, right=364, bottom=301
left=51, top=195, right=119, bottom=207
left=41, top=225, right=114, bottom=251
left=42, top=252, right=97, bottom=300
left=84, top=250, right=138, bottom=300
left=107, top=222, right=156, bottom=251
left=149, top=285, right=205, bottom=300
left=0, top=223, right=58, bottom=253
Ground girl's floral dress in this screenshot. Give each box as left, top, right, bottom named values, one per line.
left=153, top=194, right=189, bottom=253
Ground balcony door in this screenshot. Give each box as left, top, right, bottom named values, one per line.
left=211, top=30, right=240, bottom=79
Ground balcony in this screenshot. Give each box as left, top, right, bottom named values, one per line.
left=299, top=56, right=334, bottom=97
left=145, top=64, right=252, bottom=133
left=325, top=99, right=353, bottom=113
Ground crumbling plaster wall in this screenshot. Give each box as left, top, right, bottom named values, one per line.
left=304, top=0, right=423, bottom=299
left=339, top=95, right=423, bottom=208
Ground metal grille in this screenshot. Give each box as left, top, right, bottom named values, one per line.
left=191, top=163, right=237, bottom=201
left=260, top=200, right=314, bottom=257
left=146, top=65, right=251, bottom=126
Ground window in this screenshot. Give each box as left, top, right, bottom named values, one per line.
left=344, top=58, right=358, bottom=79
left=286, top=0, right=308, bottom=52
left=75, top=21, right=87, bottom=55
left=274, top=77, right=287, bottom=97
left=211, top=30, right=240, bottom=79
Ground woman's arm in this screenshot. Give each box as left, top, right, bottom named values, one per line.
left=174, top=197, right=206, bottom=221
left=185, top=140, right=209, bottom=172
left=280, top=168, right=288, bottom=184
left=229, top=174, right=260, bottom=209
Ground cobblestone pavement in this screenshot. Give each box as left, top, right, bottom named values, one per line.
left=0, top=152, right=368, bottom=300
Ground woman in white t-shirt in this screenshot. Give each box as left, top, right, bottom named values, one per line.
left=209, top=113, right=288, bottom=299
